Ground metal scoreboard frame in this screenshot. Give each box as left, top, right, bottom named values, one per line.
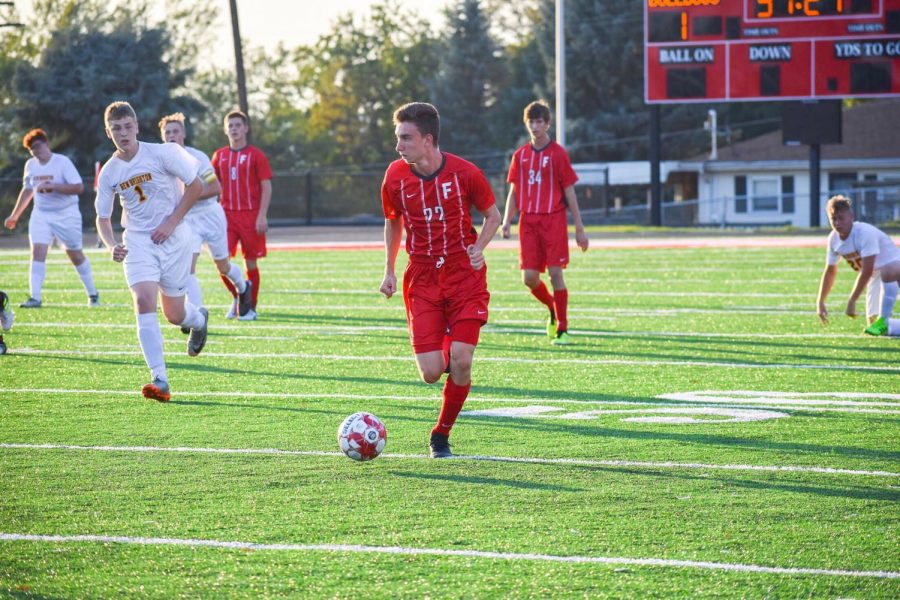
left=644, top=0, right=900, bottom=103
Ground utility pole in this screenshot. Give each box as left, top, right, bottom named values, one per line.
left=555, top=0, right=565, bottom=148
left=229, top=0, right=249, bottom=118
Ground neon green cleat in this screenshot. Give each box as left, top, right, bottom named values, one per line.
left=551, top=331, right=572, bottom=346
left=546, top=314, right=557, bottom=340
left=864, top=317, right=888, bottom=336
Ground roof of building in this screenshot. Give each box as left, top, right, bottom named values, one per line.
left=690, top=99, right=900, bottom=162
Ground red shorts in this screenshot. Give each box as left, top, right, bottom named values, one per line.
left=402, top=253, right=490, bottom=353
left=225, top=209, right=267, bottom=260
left=519, top=210, right=569, bottom=272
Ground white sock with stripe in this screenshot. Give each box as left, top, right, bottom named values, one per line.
left=179, top=300, right=205, bottom=330
left=75, top=259, right=97, bottom=296
left=880, top=281, right=898, bottom=320
left=226, top=263, right=247, bottom=293
left=29, top=261, right=46, bottom=300
left=137, top=312, right=167, bottom=382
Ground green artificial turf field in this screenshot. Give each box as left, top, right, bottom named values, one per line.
left=0, top=239, right=897, bottom=598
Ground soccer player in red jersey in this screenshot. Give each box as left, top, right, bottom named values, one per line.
left=211, top=110, right=272, bottom=321
left=379, top=102, right=501, bottom=458
left=501, top=100, right=589, bottom=346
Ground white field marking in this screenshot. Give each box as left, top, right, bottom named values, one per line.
left=0, top=533, right=896, bottom=579
left=1, top=443, right=897, bottom=478
left=4, top=388, right=898, bottom=415
left=11, top=348, right=899, bottom=373
left=659, top=391, right=900, bottom=407
left=464, top=406, right=790, bottom=424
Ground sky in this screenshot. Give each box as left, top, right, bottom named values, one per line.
left=13, top=0, right=451, bottom=68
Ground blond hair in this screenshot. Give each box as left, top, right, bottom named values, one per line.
left=158, top=112, right=186, bottom=132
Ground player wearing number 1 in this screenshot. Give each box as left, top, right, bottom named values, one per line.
left=95, top=101, right=210, bottom=402
left=501, top=100, right=589, bottom=346
left=379, top=102, right=501, bottom=458
left=816, top=195, right=900, bottom=337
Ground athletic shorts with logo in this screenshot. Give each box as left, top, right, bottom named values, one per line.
left=122, top=222, right=192, bottom=296
left=402, top=252, right=490, bottom=353
left=225, top=209, right=267, bottom=259
left=28, top=204, right=84, bottom=250
left=518, top=210, right=569, bottom=272
left=186, top=202, right=229, bottom=259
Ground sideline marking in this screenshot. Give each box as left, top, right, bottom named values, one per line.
left=1, top=443, right=897, bottom=478
left=0, top=533, right=896, bottom=579
left=464, top=406, right=790, bottom=424
left=5, top=388, right=899, bottom=415
left=10, top=348, right=899, bottom=373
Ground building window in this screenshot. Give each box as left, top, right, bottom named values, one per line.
left=752, top=178, right=779, bottom=212
left=781, top=175, right=794, bottom=214
left=735, top=176, right=747, bottom=213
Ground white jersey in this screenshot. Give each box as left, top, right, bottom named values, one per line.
left=23, top=153, right=83, bottom=212
left=183, top=145, right=219, bottom=211
left=95, top=141, right=199, bottom=233
left=826, top=221, right=900, bottom=272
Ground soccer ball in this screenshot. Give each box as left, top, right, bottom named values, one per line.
left=337, top=412, right=387, bottom=461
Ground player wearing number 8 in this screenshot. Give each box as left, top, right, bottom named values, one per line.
left=501, top=100, right=589, bottom=346
left=817, top=195, right=900, bottom=337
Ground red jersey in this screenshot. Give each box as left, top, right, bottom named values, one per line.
left=382, top=152, right=496, bottom=259
left=211, top=145, right=273, bottom=211
left=507, top=140, right=578, bottom=215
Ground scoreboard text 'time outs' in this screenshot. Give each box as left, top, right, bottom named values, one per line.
left=644, top=0, right=900, bottom=103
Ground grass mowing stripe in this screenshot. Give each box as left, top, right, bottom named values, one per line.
left=0, top=533, right=896, bottom=579
left=2, top=443, right=897, bottom=477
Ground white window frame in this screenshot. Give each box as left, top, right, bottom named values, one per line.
left=750, top=177, right=779, bottom=212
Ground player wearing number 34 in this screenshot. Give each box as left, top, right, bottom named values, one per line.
left=816, top=195, right=900, bottom=337
left=95, top=101, right=210, bottom=402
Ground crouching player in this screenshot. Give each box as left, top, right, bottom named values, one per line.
left=817, top=195, right=900, bottom=336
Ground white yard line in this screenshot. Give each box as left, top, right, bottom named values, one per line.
left=5, top=388, right=899, bottom=415
left=10, top=348, right=898, bottom=372
left=1, top=443, right=897, bottom=478
left=0, top=532, right=896, bottom=579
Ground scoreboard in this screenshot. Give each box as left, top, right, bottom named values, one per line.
left=644, top=0, right=900, bottom=103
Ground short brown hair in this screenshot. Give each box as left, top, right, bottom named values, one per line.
left=826, top=195, right=853, bottom=216
left=158, top=112, right=186, bottom=132
left=523, top=100, right=551, bottom=123
left=224, top=110, right=249, bottom=127
left=393, top=102, right=440, bottom=145
left=104, top=101, right=138, bottom=125
left=23, top=128, right=49, bottom=150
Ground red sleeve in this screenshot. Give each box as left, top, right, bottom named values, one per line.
left=211, top=149, right=221, bottom=177
left=556, top=146, right=578, bottom=189
left=254, top=148, right=273, bottom=181
left=469, top=167, right=496, bottom=212
left=381, top=169, right=400, bottom=219
left=506, top=149, right=519, bottom=184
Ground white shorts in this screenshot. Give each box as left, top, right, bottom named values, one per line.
left=122, top=223, right=192, bottom=296
left=28, top=204, right=83, bottom=250
left=185, top=202, right=229, bottom=260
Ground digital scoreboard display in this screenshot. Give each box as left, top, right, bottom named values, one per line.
left=644, top=0, right=900, bottom=102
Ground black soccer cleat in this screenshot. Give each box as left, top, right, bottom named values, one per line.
left=429, top=432, right=453, bottom=458
left=238, top=280, right=253, bottom=317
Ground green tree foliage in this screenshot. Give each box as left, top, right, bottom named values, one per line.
left=427, top=0, right=505, bottom=167
left=293, top=1, right=438, bottom=168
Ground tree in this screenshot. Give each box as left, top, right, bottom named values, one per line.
left=427, top=0, right=505, bottom=166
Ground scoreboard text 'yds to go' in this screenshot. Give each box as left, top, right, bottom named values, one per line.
left=644, top=0, right=900, bottom=103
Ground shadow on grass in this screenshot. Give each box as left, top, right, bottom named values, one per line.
left=578, top=466, right=900, bottom=503
left=388, top=469, right=585, bottom=493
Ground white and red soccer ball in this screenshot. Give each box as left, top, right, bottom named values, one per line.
left=337, top=412, right=386, bottom=461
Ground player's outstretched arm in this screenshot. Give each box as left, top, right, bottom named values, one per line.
left=500, top=186, right=518, bottom=239
left=564, top=185, right=589, bottom=251
left=816, top=264, right=837, bottom=324
left=380, top=217, right=403, bottom=298
left=4, top=187, right=35, bottom=230
left=845, top=255, right=875, bottom=318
